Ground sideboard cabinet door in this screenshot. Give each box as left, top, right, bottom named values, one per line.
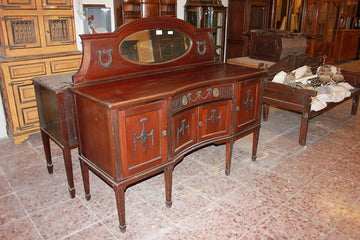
left=172, top=108, right=197, bottom=155
left=118, top=101, right=168, bottom=178
left=198, top=100, right=232, bottom=141
left=235, top=78, right=261, bottom=131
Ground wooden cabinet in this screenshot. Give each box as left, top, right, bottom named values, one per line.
left=171, top=84, right=233, bottom=155
left=0, top=53, right=82, bottom=143
left=333, top=0, right=360, bottom=62
left=0, top=0, right=77, bottom=58
left=184, top=0, right=227, bottom=61
left=71, top=17, right=264, bottom=232
left=120, top=0, right=177, bottom=24
left=301, top=0, right=343, bottom=62
left=0, top=0, right=81, bottom=143
left=226, top=0, right=271, bottom=59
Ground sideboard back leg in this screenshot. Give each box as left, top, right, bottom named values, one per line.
left=252, top=126, right=260, bottom=161
left=225, top=140, right=234, bottom=175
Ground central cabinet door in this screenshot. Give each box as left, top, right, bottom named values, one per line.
left=118, top=101, right=168, bottom=177
left=172, top=100, right=231, bottom=155
left=235, top=78, right=261, bottom=131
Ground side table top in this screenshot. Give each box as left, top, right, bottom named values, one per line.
left=337, top=60, right=360, bottom=74
left=32, top=72, right=75, bottom=93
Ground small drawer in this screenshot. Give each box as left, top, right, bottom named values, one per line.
left=9, top=62, right=47, bottom=79
left=172, top=84, right=233, bottom=113
left=21, top=106, right=39, bottom=126
left=50, top=57, right=82, bottom=74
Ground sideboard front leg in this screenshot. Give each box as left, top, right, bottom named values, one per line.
left=299, top=111, right=310, bottom=146
left=252, top=126, right=260, bottom=161
left=225, top=140, right=234, bottom=175
left=164, top=165, right=173, bottom=208
left=115, top=186, right=126, bottom=232
left=80, top=160, right=91, bottom=201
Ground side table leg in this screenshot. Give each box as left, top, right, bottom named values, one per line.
left=115, top=186, right=126, bottom=232
left=41, top=130, right=53, bottom=174
left=351, top=92, right=359, bottom=115
left=63, top=146, right=75, bottom=198
left=80, top=160, right=91, bottom=201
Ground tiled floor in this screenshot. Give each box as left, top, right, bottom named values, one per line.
left=0, top=101, right=359, bottom=240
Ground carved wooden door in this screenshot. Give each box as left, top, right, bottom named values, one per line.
left=235, top=78, right=261, bottom=131
left=118, top=101, right=168, bottom=177
left=172, top=108, right=197, bottom=155
left=198, top=100, right=232, bottom=141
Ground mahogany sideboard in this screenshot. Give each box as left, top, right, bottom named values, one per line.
left=71, top=17, right=265, bottom=232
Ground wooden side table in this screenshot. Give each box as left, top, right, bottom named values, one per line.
left=32, top=73, right=77, bottom=198
left=337, top=60, right=360, bottom=88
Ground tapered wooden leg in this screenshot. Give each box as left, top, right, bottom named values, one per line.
left=63, top=146, right=75, bottom=198
left=164, top=166, right=173, bottom=208
left=252, top=127, right=260, bottom=161
left=41, top=130, right=53, bottom=174
left=351, top=92, right=359, bottom=115
left=299, top=112, right=310, bottom=146
left=114, top=186, right=126, bottom=232
left=263, top=104, right=270, bottom=121
left=225, top=140, right=234, bottom=175
left=80, top=160, right=91, bottom=201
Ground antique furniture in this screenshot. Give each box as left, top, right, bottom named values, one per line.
left=262, top=54, right=360, bottom=146
left=226, top=0, right=271, bottom=59
left=184, top=0, right=227, bottom=61
left=33, top=73, right=78, bottom=198
left=71, top=17, right=265, bottom=232
left=301, top=0, right=342, bottom=62
left=120, top=0, right=177, bottom=25
left=0, top=0, right=81, bottom=143
left=249, top=29, right=306, bottom=61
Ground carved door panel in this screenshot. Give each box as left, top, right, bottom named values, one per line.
left=172, top=108, right=197, bottom=155
left=3, top=16, right=42, bottom=49
left=198, top=100, right=231, bottom=141
left=235, top=78, right=261, bottom=131
left=118, top=101, right=168, bottom=177
left=43, top=15, right=76, bottom=47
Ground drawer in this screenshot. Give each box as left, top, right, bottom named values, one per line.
left=172, top=84, right=233, bottom=113
left=50, top=57, right=82, bottom=74
left=9, top=62, right=47, bottom=79
left=11, top=80, right=36, bottom=104
left=21, top=106, right=39, bottom=126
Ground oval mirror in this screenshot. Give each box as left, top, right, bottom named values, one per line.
left=119, top=28, right=192, bottom=64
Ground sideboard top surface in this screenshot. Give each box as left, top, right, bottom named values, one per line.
left=72, top=63, right=265, bottom=108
